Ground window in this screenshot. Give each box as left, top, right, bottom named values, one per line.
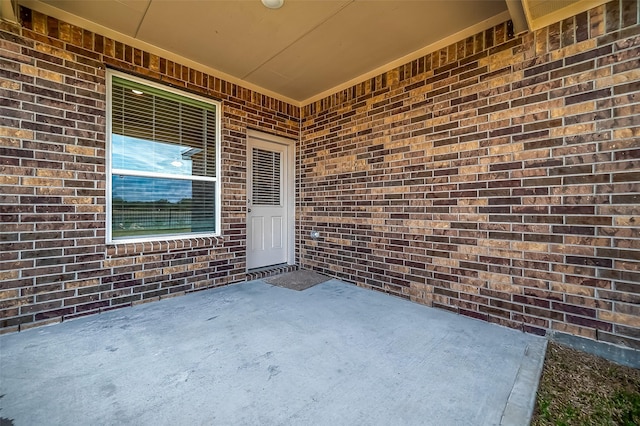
left=107, top=71, right=221, bottom=242
left=251, top=148, right=281, bottom=206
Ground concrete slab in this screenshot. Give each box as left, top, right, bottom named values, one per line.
left=0, top=279, right=546, bottom=425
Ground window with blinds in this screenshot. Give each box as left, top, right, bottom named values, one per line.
left=252, top=148, right=281, bottom=206
left=108, top=71, right=220, bottom=242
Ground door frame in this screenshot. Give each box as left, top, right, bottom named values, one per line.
left=246, top=129, right=296, bottom=270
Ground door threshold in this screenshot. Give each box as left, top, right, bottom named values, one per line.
left=247, top=263, right=298, bottom=281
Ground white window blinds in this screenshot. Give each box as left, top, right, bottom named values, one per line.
left=252, top=148, right=281, bottom=206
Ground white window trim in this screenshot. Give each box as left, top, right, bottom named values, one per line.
left=106, top=70, right=222, bottom=244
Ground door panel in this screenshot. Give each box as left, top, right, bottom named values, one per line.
left=247, top=136, right=290, bottom=270
left=272, top=216, right=283, bottom=249
left=251, top=216, right=264, bottom=251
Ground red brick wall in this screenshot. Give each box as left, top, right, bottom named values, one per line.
left=0, top=7, right=299, bottom=332
left=299, top=0, right=640, bottom=350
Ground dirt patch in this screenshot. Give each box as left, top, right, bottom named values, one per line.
left=265, top=269, right=330, bottom=291
left=532, top=341, right=640, bottom=425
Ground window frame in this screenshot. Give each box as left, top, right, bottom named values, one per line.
left=106, top=70, right=222, bottom=244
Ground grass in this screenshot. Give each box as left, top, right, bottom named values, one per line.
left=532, top=341, right=640, bottom=426
left=112, top=227, right=191, bottom=238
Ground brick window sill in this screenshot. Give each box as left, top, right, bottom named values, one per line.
left=106, top=236, right=225, bottom=258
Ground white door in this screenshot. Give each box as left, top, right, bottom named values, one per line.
left=247, top=133, right=292, bottom=270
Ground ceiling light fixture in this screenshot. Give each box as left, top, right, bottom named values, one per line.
left=131, top=89, right=144, bottom=95
left=261, top=0, right=284, bottom=9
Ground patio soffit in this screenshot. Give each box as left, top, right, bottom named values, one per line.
left=15, top=0, right=515, bottom=105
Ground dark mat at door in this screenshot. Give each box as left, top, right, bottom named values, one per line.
left=265, top=269, right=331, bottom=291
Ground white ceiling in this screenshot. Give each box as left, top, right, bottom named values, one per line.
left=19, top=0, right=510, bottom=104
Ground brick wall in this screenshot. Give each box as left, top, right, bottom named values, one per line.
left=0, top=7, right=299, bottom=332
left=1, top=1, right=639, bottom=354
left=299, top=0, right=640, bottom=350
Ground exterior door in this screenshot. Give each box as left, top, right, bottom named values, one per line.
left=246, top=132, right=292, bottom=270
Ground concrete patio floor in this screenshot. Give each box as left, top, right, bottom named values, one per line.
left=0, top=279, right=546, bottom=425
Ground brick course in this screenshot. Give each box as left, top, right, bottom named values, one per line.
left=299, top=0, right=640, bottom=350
left=0, top=7, right=298, bottom=332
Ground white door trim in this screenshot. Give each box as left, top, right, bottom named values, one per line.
left=246, top=129, right=295, bottom=270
